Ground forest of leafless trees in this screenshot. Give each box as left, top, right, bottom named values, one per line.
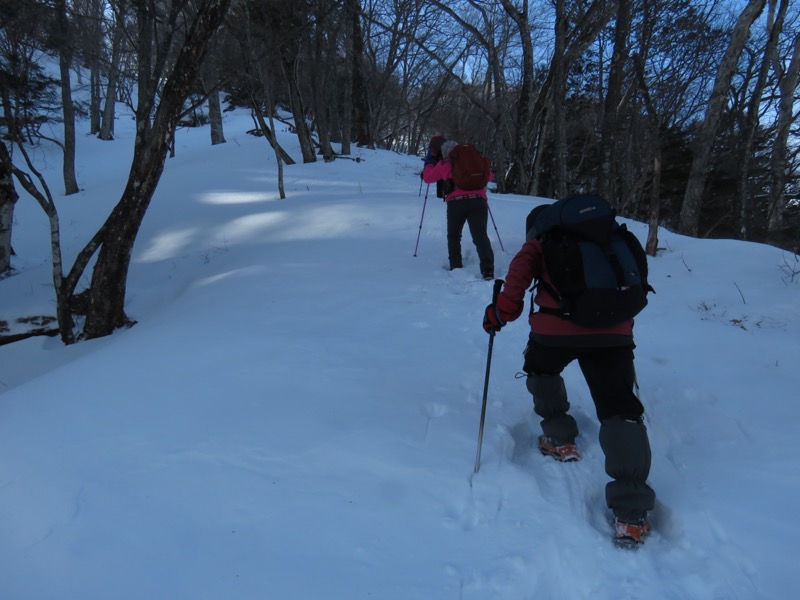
left=0, top=0, right=798, bottom=342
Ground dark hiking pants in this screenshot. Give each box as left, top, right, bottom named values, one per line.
left=446, top=196, right=494, bottom=274
left=523, top=338, right=656, bottom=520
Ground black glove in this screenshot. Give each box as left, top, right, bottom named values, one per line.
left=483, top=304, right=506, bottom=333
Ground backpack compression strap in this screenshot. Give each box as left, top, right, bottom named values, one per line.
left=603, top=242, right=630, bottom=291
left=529, top=238, right=630, bottom=320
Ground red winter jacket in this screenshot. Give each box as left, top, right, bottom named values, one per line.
left=422, top=160, right=494, bottom=202
left=496, top=239, right=634, bottom=347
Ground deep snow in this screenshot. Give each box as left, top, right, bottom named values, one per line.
left=1, top=108, right=798, bottom=599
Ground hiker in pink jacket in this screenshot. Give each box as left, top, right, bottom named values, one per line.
left=422, top=139, right=495, bottom=279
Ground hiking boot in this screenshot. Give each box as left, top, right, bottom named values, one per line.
left=538, top=435, right=580, bottom=462
left=481, top=269, right=494, bottom=281
left=613, top=517, right=651, bottom=548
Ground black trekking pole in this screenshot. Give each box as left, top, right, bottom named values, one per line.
left=487, top=204, right=505, bottom=252
left=413, top=184, right=430, bottom=257
left=473, top=279, right=504, bottom=475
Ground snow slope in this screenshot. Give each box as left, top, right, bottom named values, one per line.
left=1, top=109, right=798, bottom=599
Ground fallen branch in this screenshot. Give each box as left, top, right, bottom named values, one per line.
left=0, top=327, right=60, bottom=346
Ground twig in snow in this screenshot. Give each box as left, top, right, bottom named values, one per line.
left=733, top=281, right=746, bottom=304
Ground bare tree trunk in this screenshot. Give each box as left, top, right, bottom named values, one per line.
left=0, top=143, right=18, bottom=275
left=311, top=0, right=335, bottom=160
left=80, top=0, right=233, bottom=340
left=619, top=107, right=649, bottom=213
left=599, top=0, right=632, bottom=203
left=499, top=0, right=533, bottom=194
left=56, top=0, right=79, bottom=195
left=99, top=16, right=124, bottom=141
left=341, top=0, right=354, bottom=156
left=529, top=103, right=550, bottom=195
left=646, top=156, right=661, bottom=256
left=633, top=53, right=662, bottom=256
left=679, top=0, right=766, bottom=237
left=552, top=0, right=568, bottom=198
left=767, top=30, right=800, bottom=234
left=346, top=0, right=372, bottom=148
left=4, top=140, right=74, bottom=341
left=737, top=0, right=787, bottom=239
left=282, top=54, right=316, bottom=163
left=89, top=65, right=101, bottom=135
left=252, top=103, right=290, bottom=198
left=208, top=88, right=226, bottom=145
left=87, top=0, right=103, bottom=135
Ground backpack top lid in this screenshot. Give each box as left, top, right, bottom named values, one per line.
left=527, top=194, right=616, bottom=244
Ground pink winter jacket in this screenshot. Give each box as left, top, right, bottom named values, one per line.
left=422, top=160, right=494, bottom=202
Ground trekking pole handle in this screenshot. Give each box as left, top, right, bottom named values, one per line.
left=492, top=278, right=503, bottom=303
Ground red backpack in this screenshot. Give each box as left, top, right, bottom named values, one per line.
left=449, top=144, right=491, bottom=191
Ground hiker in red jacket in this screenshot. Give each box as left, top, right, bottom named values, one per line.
left=482, top=201, right=656, bottom=547
left=422, top=139, right=494, bottom=280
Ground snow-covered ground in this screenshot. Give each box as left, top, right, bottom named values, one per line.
left=1, top=108, right=798, bottom=599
